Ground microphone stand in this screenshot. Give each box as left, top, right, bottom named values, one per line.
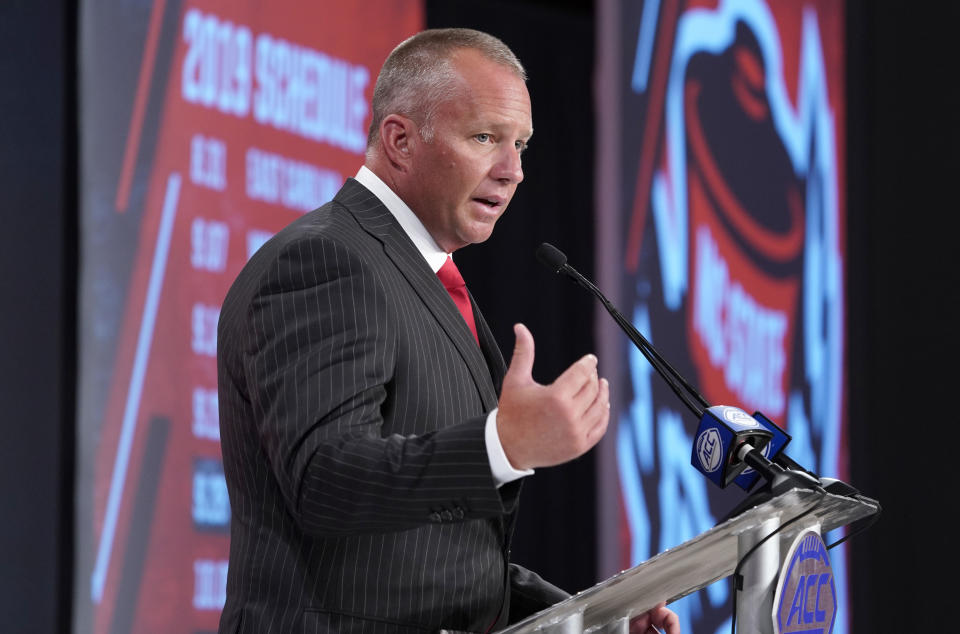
left=536, top=242, right=863, bottom=521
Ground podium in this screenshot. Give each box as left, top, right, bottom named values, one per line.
left=499, top=488, right=877, bottom=633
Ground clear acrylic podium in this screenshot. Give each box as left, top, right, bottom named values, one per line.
left=499, top=488, right=878, bottom=633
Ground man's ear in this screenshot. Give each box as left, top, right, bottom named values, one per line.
left=379, top=114, right=416, bottom=169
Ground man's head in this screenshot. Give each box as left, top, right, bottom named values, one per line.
left=365, top=29, right=533, bottom=253
left=367, top=28, right=527, bottom=148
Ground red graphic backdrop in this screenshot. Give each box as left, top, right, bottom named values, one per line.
left=80, top=2, right=423, bottom=632
left=598, top=1, right=847, bottom=631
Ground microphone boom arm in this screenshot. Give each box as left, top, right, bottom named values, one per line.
left=537, top=242, right=709, bottom=419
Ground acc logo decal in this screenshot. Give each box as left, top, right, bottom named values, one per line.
left=773, top=529, right=837, bottom=634
left=695, top=428, right=723, bottom=473
left=723, top=406, right=759, bottom=427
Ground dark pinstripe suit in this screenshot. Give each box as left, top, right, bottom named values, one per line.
left=217, top=179, right=565, bottom=633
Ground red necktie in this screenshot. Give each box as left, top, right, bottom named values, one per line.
left=436, top=257, right=479, bottom=345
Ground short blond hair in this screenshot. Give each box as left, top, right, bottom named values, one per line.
left=366, top=28, right=526, bottom=147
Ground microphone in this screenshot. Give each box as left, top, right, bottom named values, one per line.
left=536, top=243, right=612, bottom=303
left=731, top=410, right=792, bottom=491
left=693, top=406, right=822, bottom=497
left=536, top=242, right=824, bottom=496
left=535, top=242, right=567, bottom=272
left=692, top=405, right=774, bottom=489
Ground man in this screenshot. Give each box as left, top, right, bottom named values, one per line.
left=217, top=28, right=678, bottom=633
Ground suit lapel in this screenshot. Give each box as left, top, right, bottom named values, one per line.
left=472, top=293, right=506, bottom=395
left=336, top=179, right=500, bottom=411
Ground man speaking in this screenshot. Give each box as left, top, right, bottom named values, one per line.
left=216, top=28, right=678, bottom=634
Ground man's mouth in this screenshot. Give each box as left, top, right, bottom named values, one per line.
left=473, top=197, right=503, bottom=208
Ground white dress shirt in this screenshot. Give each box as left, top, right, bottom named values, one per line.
left=354, top=166, right=533, bottom=487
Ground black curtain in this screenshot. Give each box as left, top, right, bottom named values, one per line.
left=426, top=0, right=599, bottom=595
left=846, top=1, right=955, bottom=631
left=0, top=1, right=76, bottom=633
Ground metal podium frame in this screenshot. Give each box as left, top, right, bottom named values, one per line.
left=498, top=488, right=877, bottom=633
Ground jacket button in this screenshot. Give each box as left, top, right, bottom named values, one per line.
left=440, top=509, right=454, bottom=521
left=428, top=512, right=442, bottom=523
left=453, top=507, right=465, bottom=520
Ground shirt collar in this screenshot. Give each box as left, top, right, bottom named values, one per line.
left=355, top=165, right=451, bottom=273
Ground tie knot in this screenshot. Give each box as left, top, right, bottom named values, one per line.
left=436, top=257, right=466, bottom=291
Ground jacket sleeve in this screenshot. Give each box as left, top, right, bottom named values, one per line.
left=507, top=563, right=571, bottom=623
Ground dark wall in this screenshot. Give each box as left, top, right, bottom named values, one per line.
left=0, top=1, right=75, bottom=633
left=1, top=0, right=954, bottom=631
left=846, top=1, right=955, bottom=631
left=426, top=0, right=599, bottom=596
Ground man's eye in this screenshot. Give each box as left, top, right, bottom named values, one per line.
left=475, top=133, right=491, bottom=143
left=515, top=140, right=528, bottom=154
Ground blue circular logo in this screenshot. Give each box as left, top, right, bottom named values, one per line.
left=695, top=428, right=723, bottom=473
left=723, top=406, right=759, bottom=426
left=774, top=529, right=837, bottom=634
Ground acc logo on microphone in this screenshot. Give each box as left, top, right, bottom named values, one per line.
left=695, top=428, right=724, bottom=473
left=722, top=406, right=759, bottom=427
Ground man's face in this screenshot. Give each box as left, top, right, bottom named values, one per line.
left=404, top=49, right=533, bottom=253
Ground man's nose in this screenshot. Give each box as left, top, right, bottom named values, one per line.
left=491, top=146, right=524, bottom=184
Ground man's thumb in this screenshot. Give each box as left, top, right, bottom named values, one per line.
left=504, top=323, right=535, bottom=383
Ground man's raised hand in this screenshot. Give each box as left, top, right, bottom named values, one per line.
left=496, top=323, right=610, bottom=470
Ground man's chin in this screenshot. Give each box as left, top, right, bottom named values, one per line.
left=444, top=219, right=499, bottom=251
left=464, top=226, right=497, bottom=247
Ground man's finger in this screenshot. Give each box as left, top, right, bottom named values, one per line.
left=652, top=604, right=680, bottom=634
left=504, top=323, right=536, bottom=384
left=629, top=602, right=675, bottom=634
left=629, top=613, right=651, bottom=634
left=552, top=353, right=598, bottom=394
left=583, top=379, right=610, bottom=434
left=564, top=372, right=598, bottom=418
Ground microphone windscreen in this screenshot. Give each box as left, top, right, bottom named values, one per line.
left=536, top=242, right=567, bottom=272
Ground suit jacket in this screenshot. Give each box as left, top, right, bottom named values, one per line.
left=217, top=178, right=566, bottom=633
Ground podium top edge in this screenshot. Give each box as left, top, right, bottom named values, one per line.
left=498, top=488, right=877, bottom=633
